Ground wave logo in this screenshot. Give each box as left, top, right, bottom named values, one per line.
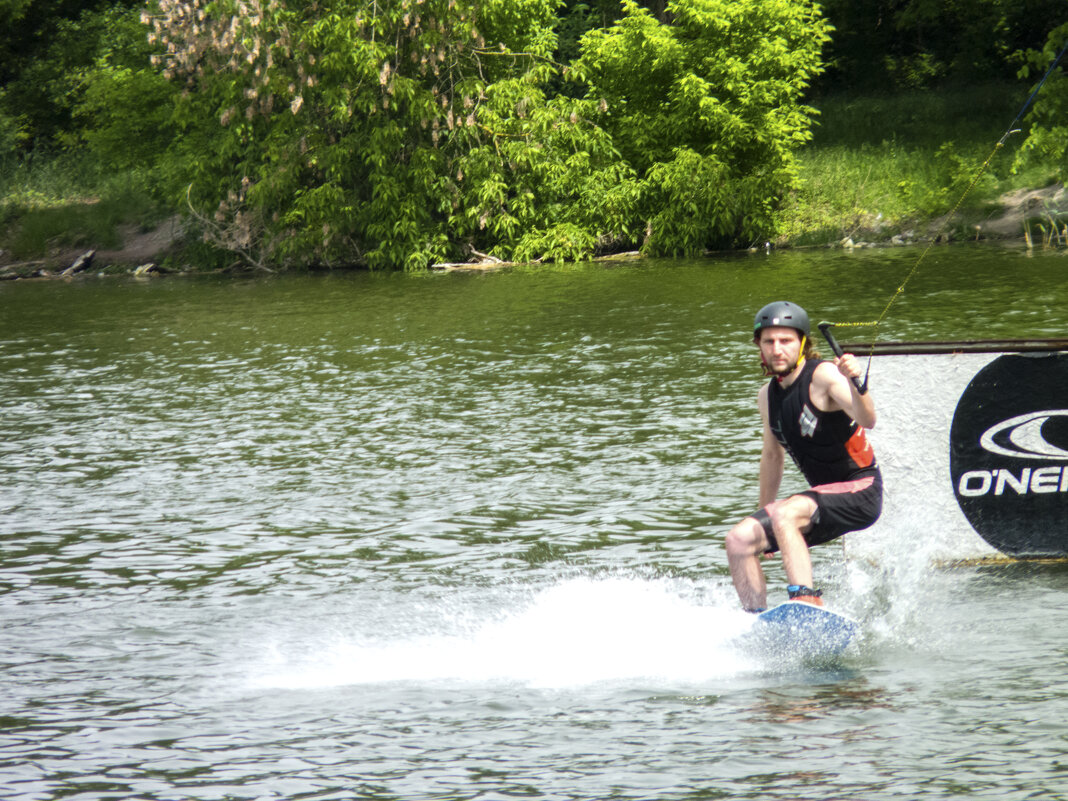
left=979, top=410, right=1068, bottom=461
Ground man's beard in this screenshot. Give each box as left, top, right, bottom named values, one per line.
left=764, top=355, right=803, bottom=379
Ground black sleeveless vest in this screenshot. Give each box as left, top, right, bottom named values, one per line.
left=767, top=359, right=877, bottom=487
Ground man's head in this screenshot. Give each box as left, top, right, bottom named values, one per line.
left=752, top=301, right=818, bottom=377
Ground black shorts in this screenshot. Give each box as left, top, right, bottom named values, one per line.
left=753, top=469, right=883, bottom=554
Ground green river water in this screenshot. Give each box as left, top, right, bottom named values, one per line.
left=2, top=243, right=1067, bottom=800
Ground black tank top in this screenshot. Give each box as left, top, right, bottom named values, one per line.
left=767, top=359, right=877, bottom=487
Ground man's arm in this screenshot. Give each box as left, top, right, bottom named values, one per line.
left=757, top=385, right=785, bottom=508
left=813, top=356, right=877, bottom=428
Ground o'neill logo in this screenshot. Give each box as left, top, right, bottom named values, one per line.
left=949, top=355, right=1068, bottom=556
left=958, top=410, right=1068, bottom=498
left=979, top=410, right=1068, bottom=460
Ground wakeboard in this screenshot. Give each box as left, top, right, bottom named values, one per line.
left=743, top=600, right=859, bottom=659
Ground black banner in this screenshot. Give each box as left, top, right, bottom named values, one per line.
left=949, top=354, right=1068, bottom=556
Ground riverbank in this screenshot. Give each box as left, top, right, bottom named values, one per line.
left=0, top=215, right=187, bottom=279
left=2, top=84, right=1065, bottom=279
left=3, top=180, right=1062, bottom=280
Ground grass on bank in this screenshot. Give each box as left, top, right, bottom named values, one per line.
left=0, top=152, right=167, bottom=263
left=779, top=82, right=1062, bottom=246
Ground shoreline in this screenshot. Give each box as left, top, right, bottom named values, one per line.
left=2, top=183, right=1063, bottom=280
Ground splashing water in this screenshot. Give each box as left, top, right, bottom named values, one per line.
left=249, top=576, right=759, bottom=691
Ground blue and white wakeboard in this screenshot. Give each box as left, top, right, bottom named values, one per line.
left=743, top=600, right=859, bottom=659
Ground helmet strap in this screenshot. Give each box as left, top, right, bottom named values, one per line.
left=795, top=334, right=807, bottom=371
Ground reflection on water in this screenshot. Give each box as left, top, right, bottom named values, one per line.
left=1, top=246, right=1067, bottom=800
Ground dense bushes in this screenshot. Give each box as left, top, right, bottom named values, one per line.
left=3, top=0, right=1065, bottom=269
left=96, top=0, right=825, bottom=268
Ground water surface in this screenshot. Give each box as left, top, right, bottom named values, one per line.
left=2, top=244, right=1067, bottom=800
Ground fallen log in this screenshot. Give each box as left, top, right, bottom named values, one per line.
left=431, top=248, right=512, bottom=271
left=430, top=260, right=514, bottom=271
left=61, top=250, right=96, bottom=277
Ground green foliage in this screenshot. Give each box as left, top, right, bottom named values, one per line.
left=1, top=187, right=163, bottom=260
left=0, top=145, right=166, bottom=259
left=777, top=84, right=1033, bottom=246
left=121, top=0, right=832, bottom=269
left=76, top=7, right=178, bottom=178
left=0, top=2, right=146, bottom=148
left=895, top=142, right=998, bottom=217
left=448, top=80, right=643, bottom=259
left=809, top=83, right=1026, bottom=150
left=143, top=0, right=568, bottom=269
left=513, top=222, right=596, bottom=262
left=3, top=0, right=833, bottom=269
left=79, top=65, right=176, bottom=173
left=0, top=0, right=34, bottom=25
left=554, top=0, right=622, bottom=67
left=1016, top=23, right=1068, bottom=181
left=576, top=0, right=830, bottom=254
left=819, top=0, right=1066, bottom=92
left=7, top=0, right=1068, bottom=270
left=0, top=94, right=19, bottom=167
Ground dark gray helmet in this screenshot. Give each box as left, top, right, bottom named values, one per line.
left=753, top=301, right=810, bottom=339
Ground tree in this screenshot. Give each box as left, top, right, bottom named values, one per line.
left=143, top=0, right=582, bottom=268
left=575, top=0, right=831, bottom=254
left=88, top=0, right=831, bottom=269
left=0, top=1, right=145, bottom=149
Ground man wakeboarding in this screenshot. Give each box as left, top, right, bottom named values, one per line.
left=725, top=301, right=883, bottom=612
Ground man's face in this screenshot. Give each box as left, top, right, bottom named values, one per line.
left=757, top=326, right=802, bottom=376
